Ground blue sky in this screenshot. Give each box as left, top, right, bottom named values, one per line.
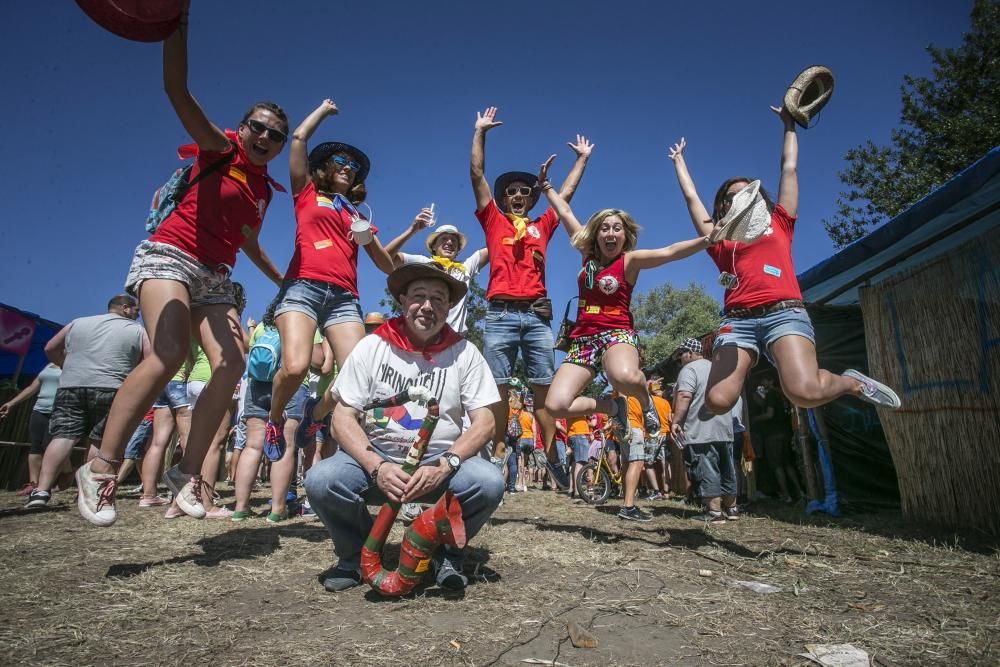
left=0, top=1, right=973, bottom=326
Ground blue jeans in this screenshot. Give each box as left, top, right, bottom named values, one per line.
left=305, top=449, right=504, bottom=572
left=684, top=441, right=737, bottom=499
left=124, top=418, right=154, bottom=460
left=555, top=440, right=567, bottom=466
left=483, top=305, right=554, bottom=385
left=714, top=307, right=815, bottom=365
left=275, top=278, right=363, bottom=329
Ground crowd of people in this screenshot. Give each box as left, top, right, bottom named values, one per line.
left=2, top=9, right=904, bottom=595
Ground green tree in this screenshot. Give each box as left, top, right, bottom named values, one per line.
left=823, top=0, right=1000, bottom=248
left=630, top=281, right=721, bottom=366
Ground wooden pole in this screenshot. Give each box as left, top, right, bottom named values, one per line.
left=795, top=406, right=821, bottom=501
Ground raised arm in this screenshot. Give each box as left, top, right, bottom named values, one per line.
left=383, top=208, right=434, bottom=267
left=470, top=107, right=503, bottom=213
left=771, top=106, right=798, bottom=218
left=162, top=13, right=229, bottom=153
left=363, top=236, right=396, bottom=276
left=290, top=99, right=339, bottom=196
left=625, top=234, right=717, bottom=282
left=0, top=376, right=41, bottom=419
left=557, top=135, right=594, bottom=203
left=668, top=138, right=714, bottom=237
left=537, top=155, right=585, bottom=242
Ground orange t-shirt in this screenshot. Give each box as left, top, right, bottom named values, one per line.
left=567, top=416, right=590, bottom=437
left=517, top=410, right=535, bottom=440
left=652, top=395, right=672, bottom=436
left=626, top=396, right=645, bottom=437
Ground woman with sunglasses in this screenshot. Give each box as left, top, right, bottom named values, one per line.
left=668, top=105, right=901, bottom=416
left=536, top=155, right=719, bottom=521
left=77, top=11, right=288, bottom=527
left=262, top=99, right=395, bottom=459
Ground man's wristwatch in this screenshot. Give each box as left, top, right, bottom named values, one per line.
left=443, top=453, right=461, bottom=473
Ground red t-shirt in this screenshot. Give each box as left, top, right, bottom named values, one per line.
left=706, top=204, right=801, bottom=311
left=150, top=138, right=275, bottom=269
left=571, top=254, right=634, bottom=337
left=474, top=200, right=559, bottom=300
left=284, top=182, right=377, bottom=296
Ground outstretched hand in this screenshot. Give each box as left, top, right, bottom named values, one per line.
left=475, top=107, right=503, bottom=132
left=770, top=105, right=794, bottom=128
left=537, top=154, right=556, bottom=187
left=668, top=137, right=686, bottom=162
left=567, top=134, right=594, bottom=158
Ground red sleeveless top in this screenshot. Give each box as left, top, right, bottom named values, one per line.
left=571, top=254, right=634, bottom=338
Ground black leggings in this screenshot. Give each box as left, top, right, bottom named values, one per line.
left=28, top=410, right=53, bottom=455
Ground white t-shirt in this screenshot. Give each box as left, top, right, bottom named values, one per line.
left=398, top=251, right=483, bottom=334
left=333, top=333, right=500, bottom=463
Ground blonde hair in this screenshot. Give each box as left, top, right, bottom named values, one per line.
left=571, top=208, right=641, bottom=258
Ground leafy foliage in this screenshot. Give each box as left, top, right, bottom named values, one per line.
left=630, top=281, right=721, bottom=366
left=823, top=0, right=1000, bottom=248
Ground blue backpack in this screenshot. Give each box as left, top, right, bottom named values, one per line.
left=247, top=326, right=281, bottom=382
left=145, top=143, right=236, bottom=233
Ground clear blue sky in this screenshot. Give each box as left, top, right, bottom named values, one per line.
left=0, top=1, right=972, bottom=326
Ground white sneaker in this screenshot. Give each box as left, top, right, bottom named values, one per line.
left=76, top=461, right=118, bottom=527
left=162, top=465, right=206, bottom=519
left=843, top=369, right=902, bottom=409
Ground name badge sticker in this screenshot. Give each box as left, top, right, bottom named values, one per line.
left=763, top=264, right=782, bottom=278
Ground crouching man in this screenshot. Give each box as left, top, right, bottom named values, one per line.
left=305, top=263, right=503, bottom=593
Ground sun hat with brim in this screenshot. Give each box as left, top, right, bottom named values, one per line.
left=75, top=0, right=184, bottom=42
left=784, top=65, right=835, bottom=129
left=425, top=224, right=468, bottom=254
left=363, top=312, right=386, bottom=326
left=387, top=262, right=468, bottom=306
left=714, top=180, right=772, bottom=245
left=308, top=142, right=371, bottom=183
left=493, top=171, right=539, bottom=213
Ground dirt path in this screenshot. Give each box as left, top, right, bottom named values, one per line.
left=2, top=487, right=997, bottom=666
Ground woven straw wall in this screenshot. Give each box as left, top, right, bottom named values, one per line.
left=859, top=234, right=1000, bottom=536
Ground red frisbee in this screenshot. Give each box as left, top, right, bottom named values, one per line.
left=75, top=0, right=185, bottom=42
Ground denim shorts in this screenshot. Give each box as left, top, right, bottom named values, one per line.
left=233, top=416, right=247, bottom=451
left=124, top=418, right=154, bottom=460
left=568, top=435, right=590, bottom=463
left=714, top=307, right=815, bottom=366
left=274, top=278, right=363, bottom=330
left=153, top=380, right=189, bottom=409
left=244, top=380, right=308, bottom=421
left=483, top=304, right=554, bottom=385
left=125, top=240, right=235, bottom=308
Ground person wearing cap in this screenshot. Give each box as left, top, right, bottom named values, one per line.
left=533, top=154, right=719, bottom=521
left=263, top=98, right=395, bottom=464
left=670, top=337, right=738, bottom=523
left=469, top=106, right=594, bottom=488
left=363, top=312, right=386, bottom=334
left=668, top=107, right=901, bottom=416
left=385, top=216, right=488, bottom=334
left=305, top=263, right=503, bottom=593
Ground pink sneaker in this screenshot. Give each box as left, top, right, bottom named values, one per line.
left=76, top=461, right=118, bottom=527
left=139, top=495, right=170, bottom=507
left=15, top=482, right=36, bottom=497
left=204, top=506, right=234, bottom=519
left=164, top=503, right=185, bottom=519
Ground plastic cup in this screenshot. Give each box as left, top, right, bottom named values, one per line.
left=351, top=217, right=373, bottom=245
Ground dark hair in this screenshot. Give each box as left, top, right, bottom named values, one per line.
left=107, top=294, right=137, bottom=310
left=232, top=282, right=247, bottom=316
left=711, top=177, right=774, bottom=223
left=349, top=182, right=367, bottom=205
left=240, top=101, right=289, bottom=133
left=262, top=294, right=279, bottom=327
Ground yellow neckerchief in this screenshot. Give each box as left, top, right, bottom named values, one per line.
left=504, top=212, right=529, bottom=241
left=431, top=255, right=466, bottom=273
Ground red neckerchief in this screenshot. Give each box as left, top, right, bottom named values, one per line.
left=373, top=316, right=462, bottom=362
left=176, top=130, right=286, bottom=193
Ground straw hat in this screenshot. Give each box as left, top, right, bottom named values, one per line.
left=425, top=224, right=467, bottom=253
left=784, top=65, right=835, bottom=129
left=75, top=0, right=184, bottom=42
left=387, top=262, right=468, bottom=305
left=714, top=180, right=771, bottom=244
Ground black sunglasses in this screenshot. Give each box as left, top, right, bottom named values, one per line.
left=244, top=119, right=287, bottom=143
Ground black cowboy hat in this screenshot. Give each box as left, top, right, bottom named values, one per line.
left=387, top=262, right=468, bottom=306
left=493, top=171, right=539, bottom=213
left=308, top=142, right=371, bottom=183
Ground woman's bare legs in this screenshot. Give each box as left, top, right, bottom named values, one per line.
left=268, top=312, right=317, bottom=423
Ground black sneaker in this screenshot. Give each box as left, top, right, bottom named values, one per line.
left=321, top=567, right=362, bottom=592
left=25, top=489, right=51, bottom=509
left=432, top=556, right=468, bottom=590
left=618, top=505, right=652, bottom=522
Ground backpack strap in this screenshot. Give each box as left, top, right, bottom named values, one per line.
left=182, top=140, right=237, bottom=193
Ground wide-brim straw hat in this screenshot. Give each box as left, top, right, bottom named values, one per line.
left=493, top=171, right=539, bottom=213
left=715, top=180, right=772, bottom=244
left=308, top=142, right=371, bottom=184
left=387, top=262, right=468, bottom=306
left=75, top=0, right=184, bottom=42
left=784, top=65, right=835, bottom=129
left=425, top=224, right=467, bottom=254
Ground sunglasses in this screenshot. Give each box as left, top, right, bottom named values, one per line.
left=505, top=186, right=533, bottom=197
left=244, top=119, right=287, bottom=143
left=331, top=154, right=362, bottom=172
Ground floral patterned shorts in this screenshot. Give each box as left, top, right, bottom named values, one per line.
left=563, top=328, right=639, bottom=372
left=125, top=241, right=235, bottom=307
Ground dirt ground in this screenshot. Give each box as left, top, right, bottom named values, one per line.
left=2, top=484, right=998, bottom=667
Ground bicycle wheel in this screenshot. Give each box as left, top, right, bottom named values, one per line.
left=576, top=462, right=612, bottom=505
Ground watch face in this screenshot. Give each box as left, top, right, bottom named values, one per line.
left=446, top=454, right=460, bottom=469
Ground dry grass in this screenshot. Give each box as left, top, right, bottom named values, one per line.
left=1, top=485, right=998, bottom=666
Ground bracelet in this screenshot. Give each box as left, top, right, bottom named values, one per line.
left=540, top=181, right=554, bottom=192
left=371, top=460, right=386, bottom=482
left=94, top=450, right=123, bottom=467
